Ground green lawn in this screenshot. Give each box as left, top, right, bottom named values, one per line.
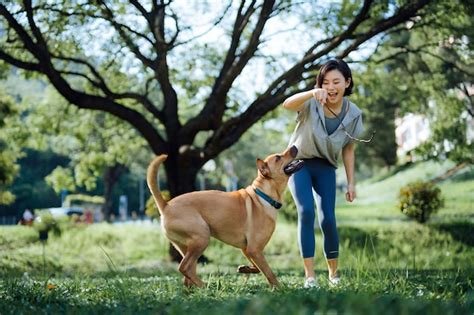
left=336, top=160, right=474, bottom=222
left=1, top=161, right=473, bottom=314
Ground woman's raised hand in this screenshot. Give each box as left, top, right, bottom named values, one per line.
left=312, top=88, right=328, bottom=106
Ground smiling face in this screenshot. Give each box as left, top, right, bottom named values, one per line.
left=320, top=69, right=351, bottom=106
left=315, top=59, right=354, bottom=107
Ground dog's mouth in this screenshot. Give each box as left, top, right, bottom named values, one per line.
left=283, top=160, right=304, bottom=175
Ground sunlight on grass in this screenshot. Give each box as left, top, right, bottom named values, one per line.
left=1, top=161, right=473, bottom=314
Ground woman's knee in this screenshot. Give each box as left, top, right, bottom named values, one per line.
left=320, top=217, right=337, bottom=235
left=298, top=205, right=315, bottom=226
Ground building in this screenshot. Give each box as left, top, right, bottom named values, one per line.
left=395, top=113, right=431, bottom=159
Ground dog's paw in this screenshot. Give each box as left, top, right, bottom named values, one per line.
left=237, top=265, right=260, bottom=274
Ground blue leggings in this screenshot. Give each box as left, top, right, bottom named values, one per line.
left=288, top=157, right=339, bottom=259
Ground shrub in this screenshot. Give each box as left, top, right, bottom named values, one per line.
left=398, top=181, right=444, bottom=223
left=32, top=210, right=62, bottom=241
left=145, top=190, right=171, bottom=219
left=280, top=189, right=298, bottom=222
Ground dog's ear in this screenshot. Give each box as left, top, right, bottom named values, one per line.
left=256, top=158, right=271, bottom=178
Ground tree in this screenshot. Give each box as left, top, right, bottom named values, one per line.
left=0, top=89, right=19, bottom=205
left=0, top=0, right=439, bottom=197
left=24, top=86, right=151, bottom=219
left=0, top=69, right=62, bottom=212
left=1, top=71, right=151, bottom=219
left=351, top=66, right=399, bottom=174
left=354, top=0, right=473, bottom=166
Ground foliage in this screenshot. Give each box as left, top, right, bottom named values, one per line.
left=416, top=94, right=474, bottom=163
left=45, top=166, right=76, bottom=193
left=25, top=86, right=150, bottom=187
left=0, top=148, right=148, bottom=219
left=350, top=66, right=398, bottom=173
left=0, top=0, right=445, bottom=196
left=209, top=116, right=291, bottom=189
left=2, top=77, right=151, bottom=217
left=32, top=210, right=62, bottom=237
left=0, top=90, right=20, bottom=205
left=144, top=190, right=171, bottom=219
left=398, top=181, right=444, bottom=223
left=0, top=149, right=67, bottom=217
left=356, top=0, right=473, bottom=165
left=280, top=189, right=297, bottom=223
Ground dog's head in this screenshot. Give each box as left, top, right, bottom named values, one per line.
left=256, top=146, right=304, bottom=181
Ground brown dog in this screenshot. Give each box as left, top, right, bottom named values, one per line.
left=146, top=146, right=303, bottom=287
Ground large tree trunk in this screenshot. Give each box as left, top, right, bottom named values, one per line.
left=164, top=153, right=201, bottom=196
left=102, top=164, right=126, bottom=222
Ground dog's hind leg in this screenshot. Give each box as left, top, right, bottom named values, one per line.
left=170, top=242, right=193, bottom=287
left=178, top=237, right=209, bottom=288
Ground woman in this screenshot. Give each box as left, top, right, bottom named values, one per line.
left=283, top=59, right=364, bottom=288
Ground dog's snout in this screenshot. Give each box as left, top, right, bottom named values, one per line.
left=290, top=146, right=298, bottom=158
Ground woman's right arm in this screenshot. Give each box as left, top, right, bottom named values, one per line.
left=282, top=90, right=314, bottom=111
left=282, top=88, right=327, bottom=111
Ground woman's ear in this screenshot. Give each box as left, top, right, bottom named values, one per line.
left=345, top=78, right=351, bottom=88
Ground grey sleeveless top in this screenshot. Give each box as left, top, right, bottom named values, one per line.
left=287, top=97, right=364, bottom=168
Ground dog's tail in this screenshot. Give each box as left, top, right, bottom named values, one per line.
left=146, top=155, right=168, bottom=214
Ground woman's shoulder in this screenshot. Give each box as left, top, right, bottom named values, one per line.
left=347, top=99, right=362, bottom=117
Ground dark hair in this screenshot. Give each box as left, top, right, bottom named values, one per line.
left=315, top=59, right=354, bottom=96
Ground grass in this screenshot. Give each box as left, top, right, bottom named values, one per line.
left=1, top=160, right=473, bottom=314
left=2, top=271, right=473, bottom=315
left=335, top=161, right=474, bottom=221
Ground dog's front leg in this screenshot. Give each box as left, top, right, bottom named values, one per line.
left=245, top=248, right=279, bottom=287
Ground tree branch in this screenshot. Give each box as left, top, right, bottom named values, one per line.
left=30, top=3, right=156, bottom=47
left=0, top=3, right=42, bottom=60
left=129, top=0, right=151, bottom=22
left=460, top=83, right=474, bottom=118
left=23, top=0, right=48, bottom=50
left=202, top=0, right=432, bottom=160
left=146, top=2, right=180, bottom=145
left=337, top=0, right=431, bottom=59
left=0, top=49, right=40, bottom=71
left=97, top=0, right=156, bottom=70
left=172, top=0, right=232, bottom=48
left=0, top=3, right=167, bottom=154
left=52, top=54, right=164, bottom=121
left=181, top=0, right=275, bottom=143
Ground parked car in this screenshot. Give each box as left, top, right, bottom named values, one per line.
left=48, top=207, right=84, bottom=218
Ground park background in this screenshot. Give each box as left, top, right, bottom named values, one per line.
left=0, top=0, right=472, bottom=314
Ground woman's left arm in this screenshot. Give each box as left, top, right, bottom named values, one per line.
left=342, top=142, right=356, bottom=202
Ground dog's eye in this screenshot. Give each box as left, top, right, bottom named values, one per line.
left=275, top=155, right=281, bottom=162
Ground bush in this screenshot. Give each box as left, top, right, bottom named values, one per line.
left=398, top=181, right=444, bottom=223
left=280, top=189, right=297, bottom=222
left=145, top=190, right=171, bottom=219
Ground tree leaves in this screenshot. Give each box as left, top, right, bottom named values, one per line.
left=0, top=89, right=19, bottom=204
